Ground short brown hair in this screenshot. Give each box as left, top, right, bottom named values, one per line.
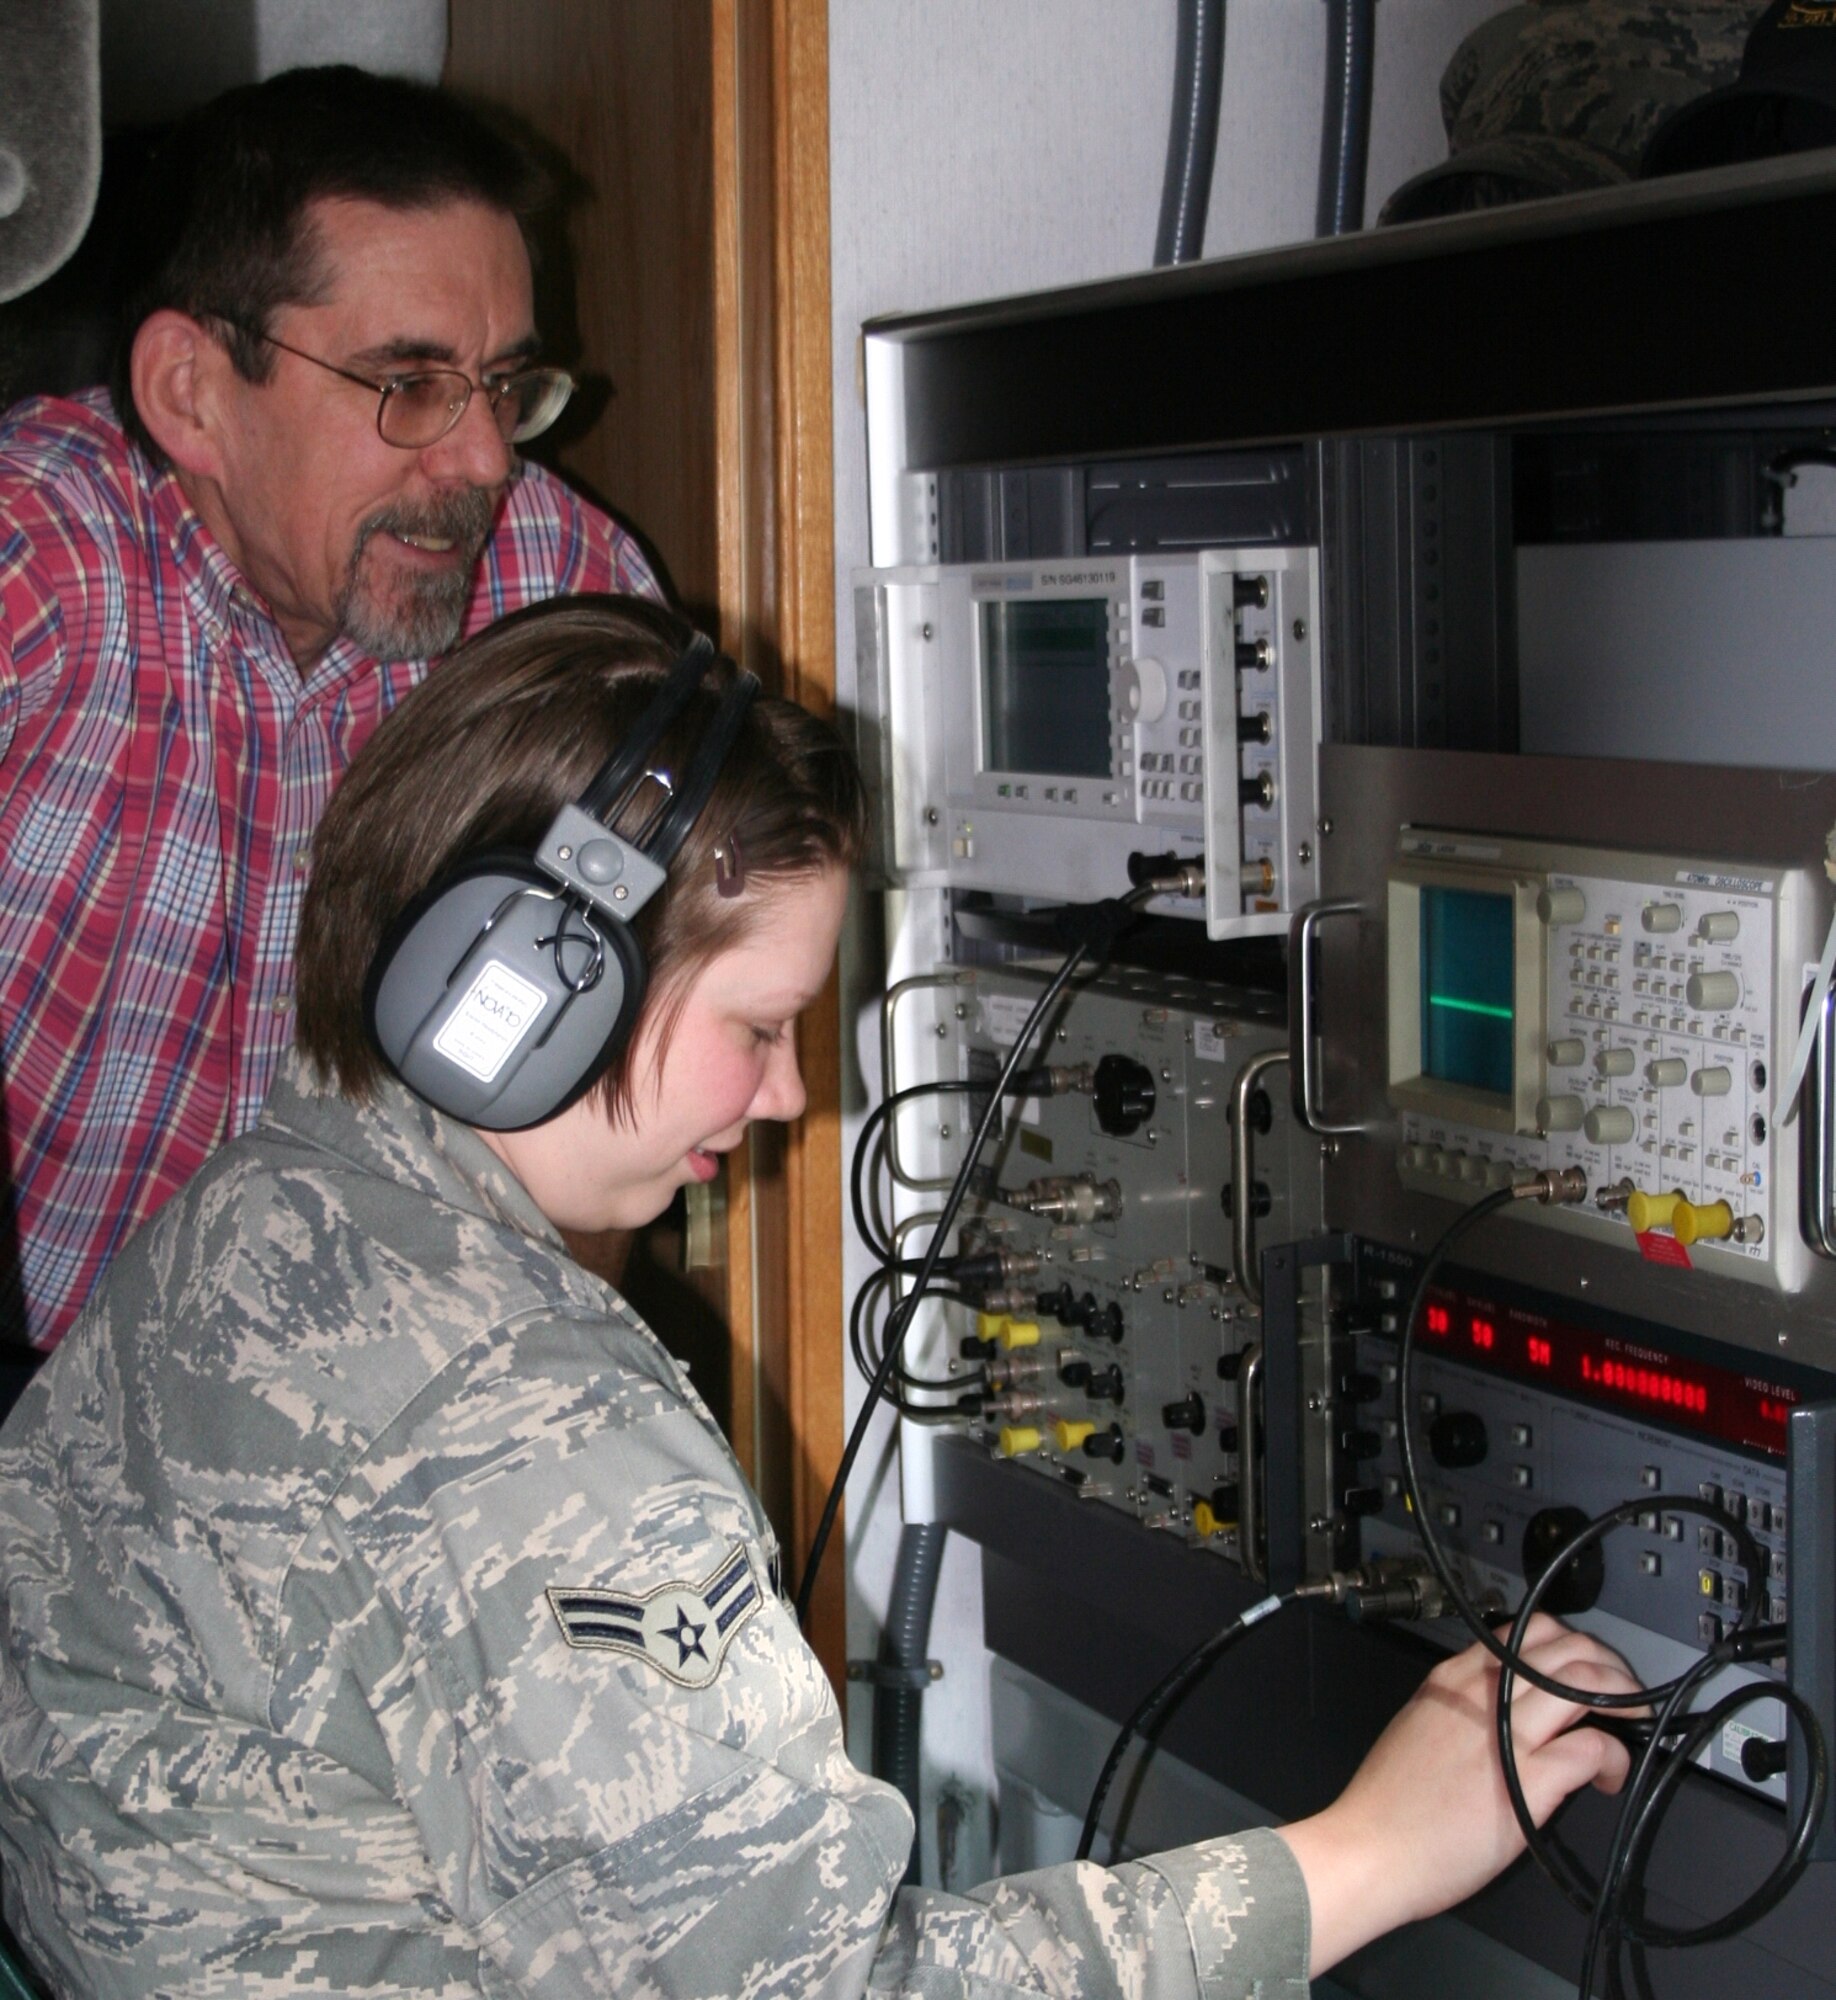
left=296, top=594, right=866, bottom=1119
left=113, top=66, right=550, bottom=466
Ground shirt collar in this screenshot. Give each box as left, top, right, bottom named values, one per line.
left=258, top=1048, right=565, bottom=1252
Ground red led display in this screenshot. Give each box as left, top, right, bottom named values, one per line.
left=1414, top=1286, right=1796, bottom=1457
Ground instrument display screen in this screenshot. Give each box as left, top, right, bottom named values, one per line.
left=1420, top=885, right=1514, bottom=1097
left=979, top=598, right=1112, bottom=778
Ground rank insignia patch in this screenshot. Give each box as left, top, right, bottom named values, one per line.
left=547, top=1543, right=761, bottom=1687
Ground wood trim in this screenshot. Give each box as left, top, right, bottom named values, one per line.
left=713, top=0, right=845, bottom=1686
left=770, top=0, right=846, bottom=1691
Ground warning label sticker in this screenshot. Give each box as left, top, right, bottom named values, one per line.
left=1636, top=1230, right=1693, bottom=1270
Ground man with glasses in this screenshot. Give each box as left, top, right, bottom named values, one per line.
left=0, top=66, right=660, bottom=1351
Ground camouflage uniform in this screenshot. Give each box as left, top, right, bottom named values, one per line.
left=0, top=1055, right=1310, bottom=1998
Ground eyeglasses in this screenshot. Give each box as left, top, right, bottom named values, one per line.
left=209, top=315, right=575, bottom=448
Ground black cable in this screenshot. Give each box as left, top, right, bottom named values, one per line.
left=1076, top=1590, right=1297, bottom=1863
left=848, top=1265, right=978, bottom=1406
left=1492, top=1493, right=1763, bottom=1915
left=850, top=1080, right=980, bottom=1263
left=1155, top=0, right=1226, bottom=267
left=1396, top=1188, right=1756, bottom=1706
left=795, top=883, right=1160, bottom=1627
left=1579, top=1646, right=1727, bottom=1998
left=1612, top=1680, right=1827, bottom=1950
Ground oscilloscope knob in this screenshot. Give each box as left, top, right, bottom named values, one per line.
left=1429, top=1410, right=1489, bottom=1469
left=1584, top=1104, right=1637, bottom=1145
left=1122, top=656, right=1168, bottom=724
left=1536, top=1094, right=1586, bottom=1133
left=1523, top=1505, right=1605, bottom=1615
left=1537, top=886, right=1587, bottom=926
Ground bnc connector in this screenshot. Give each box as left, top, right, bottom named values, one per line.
left=1513, top=1166, right=1588, bottom=1206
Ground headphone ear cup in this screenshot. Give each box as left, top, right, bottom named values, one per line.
left=365, top=852, right=647, bottom=1130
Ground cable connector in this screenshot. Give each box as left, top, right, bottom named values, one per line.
left=1005, top=1063, right=1094, bottom=1097
left=1725, top=1620, right=1789, bottom=1664
left=1513, top=1166, right=1588, bottom=1206
left=1294, top=1557, right=1453, bottom=1623
left=1142, top=859, right=1205, bottom=900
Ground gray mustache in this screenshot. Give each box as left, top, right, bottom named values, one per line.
left=361, top=488, right=499, bottom=556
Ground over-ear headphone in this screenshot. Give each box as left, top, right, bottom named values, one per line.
left=364, top=634, right=760, bottom=1130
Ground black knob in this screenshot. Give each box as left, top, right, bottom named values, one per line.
left=1082, top=1424, right=1126, bottom=1463
left=1233, top=573, right=1270, bottom=610
left=1239, top=772, right=1275, bottom=810
left=959, top=1334, right=996, bottom=1361
left=1094, top=1301, right=1126, bottom=1343
left=1428, top=1411, right=1489, bottom=1470
left=1220, top=1179, right=1273, bottom=1221
left=1037, top=1282, right=1075, bottom=1325
left=1236, top=636, right=1271, bottom=669
left=1162, top=1392, right=1207, bottom=1434
left=1094, top=1054, right=1156, bottom=1137
left=1057, top=1356, right=1092, bottom=1389
left=1237, top=709, right=1273, bottom=746
left=1086, top=1365, right=1126, bottom=1404
left=1341, top=1486, right=1384, bottom=1518
left=1522, top=1506, right=1605, bottom=1616
left=1208, top=1482, right=1242, bottom=1518
left=1339, top=1370, right=1382, bottom=1405
left=1340, top=1427, right=1382, bottom=1461
left=1217, top=1349, right=1246, bottom=1382
left=1216, top=1423, right=1240, bottom=1453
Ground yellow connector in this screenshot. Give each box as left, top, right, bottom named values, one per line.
left=999, top=1318, right=1042, bottom=1350
left=1626, top=1187, right=1681, bottom=1234
left=1051, top=1418, right=1096, bottom=1453
left=997, top=1425, right=1043, bottom=1458
left=1193, top=1499, right=1235, bottom=1540
left=1673, top=1198, right=1735, bottom=1247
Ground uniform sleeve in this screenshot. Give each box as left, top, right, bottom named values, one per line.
left=287, top=1307, right=1310, bottom=2000
left=873, top=1833, right=1311, bottom=2000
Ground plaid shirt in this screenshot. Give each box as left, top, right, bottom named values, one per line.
left=0, top=390, right=659, bottom=1349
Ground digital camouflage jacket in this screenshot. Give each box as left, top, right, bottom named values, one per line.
left=0, top=1055, right=1310, bottom=1998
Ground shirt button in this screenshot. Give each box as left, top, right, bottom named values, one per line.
left=293, top=845, right=311, bottom=874
left=271, top=994, right=293, bottom=1016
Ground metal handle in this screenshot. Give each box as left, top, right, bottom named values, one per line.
left=1231, top=1049, right=1290, bottom=1308
left=1289, top=897, right=1370, bottom=1137
left=1805, top=979, right=1836, bottom=1259
left=880, top=969, right=978, bottom=1191
left=1237, top=1340, right=1266, bottom=1584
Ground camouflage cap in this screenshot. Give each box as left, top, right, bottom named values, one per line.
left=1380, top=1, right=1752, bottom=224
left=1645, top=0, right=1836, bottom=174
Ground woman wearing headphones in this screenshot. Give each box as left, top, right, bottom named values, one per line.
left=0, top=595, right=1637, bottom=1998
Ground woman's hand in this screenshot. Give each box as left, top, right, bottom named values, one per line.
left=1274, top=1615, right=1642, bottom=1975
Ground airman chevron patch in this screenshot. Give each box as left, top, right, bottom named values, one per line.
left=547, top=1542, right=762, bottom=1688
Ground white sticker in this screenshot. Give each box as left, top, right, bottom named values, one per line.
left=432, top=959, right=549, bottom=1083
left=980, top=993, right=1035, bottom=1048
left=1193, top=1021, right=1236, bottom=1064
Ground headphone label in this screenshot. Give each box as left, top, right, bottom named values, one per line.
left=432, top=957, right=550, bottom=1083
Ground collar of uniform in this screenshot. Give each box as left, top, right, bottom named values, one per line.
left=259, top=1048, right=565, bottom=1253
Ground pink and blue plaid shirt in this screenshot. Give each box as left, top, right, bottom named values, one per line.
left=0, top=389, right=659, bottom=1349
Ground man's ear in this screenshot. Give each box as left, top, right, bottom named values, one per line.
left=130, top=310, right=232, bottom=480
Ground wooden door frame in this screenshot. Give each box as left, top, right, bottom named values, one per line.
left=712, top=0, right=847, bottom=1687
